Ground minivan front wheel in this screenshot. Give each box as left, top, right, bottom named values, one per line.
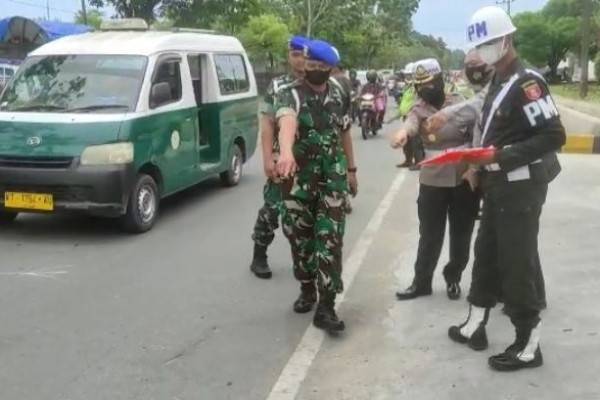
left=121, top=174, right=159, bottom=233
left=220, top=144, right=243, bottom=187
left=0, top=210, right=18, bottom=224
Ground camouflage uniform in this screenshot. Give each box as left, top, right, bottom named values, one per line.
left=251, top=74, right=296, bottom=248
left=274, top=80, right=350, bottom=296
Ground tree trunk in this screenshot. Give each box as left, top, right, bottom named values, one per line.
left=580, top=0, right=593, bottom=98
left=306, top=0, right=312, bottom=37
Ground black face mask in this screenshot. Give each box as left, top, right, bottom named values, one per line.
left=305, top=69, right=331, bottom=85
left=417, top=79, right=445, bottom=109
left=466, top=65, right=492, bottom=86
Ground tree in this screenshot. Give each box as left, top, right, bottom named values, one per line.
left=74, top=9, right=103, bottom=29
left=89, top=0, right=161, bottom=23
left=162, top=0, right=264, bottom=34
left=595, top=52, right=600, bottom=82
left=513, top=11, right=579, bottom=80
left=239, top=14, right=290, bottom=72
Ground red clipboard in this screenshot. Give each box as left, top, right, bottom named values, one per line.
left=419, top=147, right=495, bottom=167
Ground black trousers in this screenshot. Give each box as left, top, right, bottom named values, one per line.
left=413, top=182, right=480, bottom=288
left=467, top=176, right=548, bottom=330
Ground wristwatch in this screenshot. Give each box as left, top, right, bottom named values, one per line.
left=348, top=167, right=357, bottom=173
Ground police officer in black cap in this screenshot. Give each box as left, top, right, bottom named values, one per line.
left=448, top=6, right=566, bottom=372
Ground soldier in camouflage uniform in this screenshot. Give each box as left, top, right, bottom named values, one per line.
left=275, top=39, right=358, bottom=333
left=249, top=36, right=308, bottom=279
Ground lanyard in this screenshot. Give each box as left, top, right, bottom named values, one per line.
left=480, top=72, right=520, bottom=146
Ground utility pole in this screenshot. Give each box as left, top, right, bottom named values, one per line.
left=580, top=0, right=593, bottom=98
left=80, top=0, right=88, bottom=25
left=496, top=0, right=515, bottom=16
left=46, top=0, right=50, bottom=20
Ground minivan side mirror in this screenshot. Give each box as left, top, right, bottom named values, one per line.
left=150, top=82, right=172, bottom=108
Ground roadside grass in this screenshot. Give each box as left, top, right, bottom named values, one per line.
left=550, top=83, right=600, bottom=104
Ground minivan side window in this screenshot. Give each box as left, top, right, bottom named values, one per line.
left=214, top=54, right=249, bottom=95
left=150, top=57, right=182, bottom=108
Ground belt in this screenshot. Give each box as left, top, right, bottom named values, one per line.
left=484, top=163, right=501, bottom=171
left=483, top=159, right=543, bottom=182
left=424, top=144, right=470, bottom=158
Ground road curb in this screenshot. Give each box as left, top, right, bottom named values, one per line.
left=561, top=134, right=600, bottom=154
left=556, top=100, right=600, bottom=154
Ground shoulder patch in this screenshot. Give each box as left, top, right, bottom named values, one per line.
left=521, top=80, right=542, bottom=101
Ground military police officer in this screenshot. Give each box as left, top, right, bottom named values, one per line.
left=448, top=6, right=566, bottom=371
left=274, top=39, right=358, bottom=333
left=249, top=35, right=308, bottom=279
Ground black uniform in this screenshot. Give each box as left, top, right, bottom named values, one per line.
left=467, top=59, right=566, bottom=330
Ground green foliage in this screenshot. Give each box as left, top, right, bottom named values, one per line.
left=74, top=9, right=104, bottom=29
left=162, top=0, right=264, bottom=34
left=513, top=3, right=581, bottom=79
left=89, top=0, right=463, bottom=72
left=551, top=83, right=600, bottom=103
left=89, top=0, right=161, bottom=23
left=239, top=14, right=290, bottom=72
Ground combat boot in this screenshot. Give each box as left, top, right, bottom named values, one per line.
left=488, top=322, right=544, bottom=371
left=293, top=282, right=317, bottom=313
left=313, top=294, right=345, bottom=333
left=448, top=305, right=489, bottom=351
left=249, top=244, right=272, bottom=279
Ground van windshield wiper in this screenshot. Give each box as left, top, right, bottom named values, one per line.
left=66, top=104, right=130, bottom=113
left=11, top=104, right=67, bottom=112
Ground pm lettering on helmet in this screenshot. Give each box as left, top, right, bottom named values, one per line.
left=468, top=21, right=488, bottom=42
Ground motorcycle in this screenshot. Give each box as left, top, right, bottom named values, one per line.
left=359, top=93, right=378, bottom=140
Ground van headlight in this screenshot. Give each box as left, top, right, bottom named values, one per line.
left=81, top=142, right=134, bottom=165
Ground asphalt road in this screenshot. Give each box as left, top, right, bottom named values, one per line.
left=1, top=111, right=599, bottom=400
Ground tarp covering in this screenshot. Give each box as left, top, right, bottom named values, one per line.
left=0, top=17, right=90, bottom=45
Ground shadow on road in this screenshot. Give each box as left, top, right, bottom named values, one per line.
left=0, top=175, right=251, bottom=241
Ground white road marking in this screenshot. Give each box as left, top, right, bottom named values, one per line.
left=0, top=266, right=72, bottom=280
left=266, top=171, right=407, bottom=400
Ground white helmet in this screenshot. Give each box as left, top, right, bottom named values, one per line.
left=413, top=58, right=442, bottom=84
left=404, top=62, right=414, bottom=74
left=467, top=6, right=516, bottom=48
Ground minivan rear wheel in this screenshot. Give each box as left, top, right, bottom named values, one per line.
left=0, top=210, right=18, bottom=224
left=120, top=174, right=159, bottom=234
left=220, top=144, right=243, bottom=187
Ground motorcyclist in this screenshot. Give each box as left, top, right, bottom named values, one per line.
left=361, top=70, right=386, bottom=127
left=349, top=69, right=361, bottom=91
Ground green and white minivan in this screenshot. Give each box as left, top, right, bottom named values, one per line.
left=0, top=23, right=258, bottom=232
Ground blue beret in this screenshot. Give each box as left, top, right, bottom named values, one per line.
left=289, top=35, right=309, bottom=51
left=305, top=39, right=340, bottom=67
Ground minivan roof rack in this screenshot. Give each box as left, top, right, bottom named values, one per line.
left=100, top=18, right=149, bottom=31
left=170, top=27, right=216, bottom=34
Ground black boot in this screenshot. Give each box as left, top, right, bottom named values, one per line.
left=313, top=294, right=345, bottom=333
left=293, top=282, right=317, bottom=313
left=448, top=305, right=490, bottom=351
left=446, top=282, right=461, bottom=300
left=489, top=322, right=544, bottom=371
left=395, top=282, right=432, bottom=301
left=249, top=244, right=272, bottom=279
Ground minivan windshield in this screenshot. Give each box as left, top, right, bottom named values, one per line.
left=0, top=55, right=147, bottom=113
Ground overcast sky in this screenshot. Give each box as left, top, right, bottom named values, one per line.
left=413, top=0, right=548, bottom=49
left=5, top=0, right=549, bottom=49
